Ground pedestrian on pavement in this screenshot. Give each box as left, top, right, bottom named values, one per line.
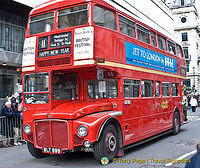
left=10, top=93, right=19, bottom=112
left=12, top=103, right=22, bottom=146
left=190, top=93, right=198, bottom=112
left=182, top=91, right=188, bottom=122
left=185, top=140, right=200, bottom=168
left=1, top=101, right=13, bottom=147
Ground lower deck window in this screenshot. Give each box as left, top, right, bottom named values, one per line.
left=172, top=83, right=178, bottom=96
left=162, top=83, right=171, bottom=97
left=141, top=80, right=153, bottom=97
left=24, top=93, right=49, bottom=104
left=88, top=79, right=118, bottom=99
left=124, top=79, right=140, bottom=98
left=52, top=72, right=78, bottom=100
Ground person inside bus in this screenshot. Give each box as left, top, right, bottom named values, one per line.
left=52, top=74, right=68, bottom=100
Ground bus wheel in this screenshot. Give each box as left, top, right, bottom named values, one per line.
left=172, top=112, right=180, bottom=135
left=27, top=142, right=49, bottom=158
left=93, top=125, right=118, bottom=163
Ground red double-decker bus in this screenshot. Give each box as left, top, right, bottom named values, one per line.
left=22, top=0, right=186, bottom=163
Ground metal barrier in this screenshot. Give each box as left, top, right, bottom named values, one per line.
left=0, top=116, right=23, bottom=146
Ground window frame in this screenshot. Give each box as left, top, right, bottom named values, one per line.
left=141, top=80, right=153, bottom=97
left=93, top=5, right=117, bottom=31
left=182, top=32, right=188, bottom=42
left=123, top=79, right=140, bottom=98
left=57, top=4, right=88, bottom=29
left=167, top=40, right=176, bottom=55
left=161, top=82, right=171, bottom=97
left=88, top=79, right=118, bottom=99
left=24, top=72, right=49, bottom=93
left=29, top=12, right=55, bottom=35
left=172, top=83, right=179, bottom=97
left=118, top=14, right=136, bottom=38
left=136, top=24, right=150, bottom=44
left=157, top=34, right=167, bottom=51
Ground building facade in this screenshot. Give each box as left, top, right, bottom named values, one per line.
left=0, top=0, right=31, bottom=106
left=166, top=0, right=200, bottom=93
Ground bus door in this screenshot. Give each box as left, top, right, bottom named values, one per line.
left=140, top=80, right=156, bottom=136
left=123, top=78, right=142, bottom=143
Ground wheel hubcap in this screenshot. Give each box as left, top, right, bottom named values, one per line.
left=105, top=132, right=116, bottom=154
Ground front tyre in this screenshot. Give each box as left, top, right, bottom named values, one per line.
left=27, top=142, right=49, bottom=158
left=93, top=125, right=118, bottom=163
left=172, top=111, right=180, bottom=135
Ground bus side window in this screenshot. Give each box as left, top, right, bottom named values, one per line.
left=151, top=31, right=157, bottom=47
left=137, top=24, right=150, bottom=44
left=176, top=44, right=183, bottom=58
left=93, top=6, right=117, bottom=31
left=172, top=83, right=179, bottom=96
left=141, top=80, right=153, bottom=97
left=168, top=40, right=176, bottom=55
left=119, top=15, right=135, bottom=38
left=158, top=35, right=167, bottom=51
left=123, top=79, right=140, bottom=98
left=162, top=83, right=171, bottom=97
left=155, top=81, right=160, bottom=97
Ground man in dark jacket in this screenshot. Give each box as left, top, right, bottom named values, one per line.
left=185, top=141, right=200, bottom=168
left=1, top=101, right=13, bottom=147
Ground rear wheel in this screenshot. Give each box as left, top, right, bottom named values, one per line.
left=172, top=111, right=180, bottom=135
left=93, top=125, right=118, bottom=163
left=27, top=142, right=49, bottom=158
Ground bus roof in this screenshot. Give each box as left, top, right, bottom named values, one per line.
left=30, top=0, right=114, bottom=16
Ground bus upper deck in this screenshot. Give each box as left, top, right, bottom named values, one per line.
left=22, top=0, right=186, bottom=79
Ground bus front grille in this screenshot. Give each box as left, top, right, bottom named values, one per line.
left=34, top=120, right=69, bottom=149
left=38, top=57, right=71, bottom=67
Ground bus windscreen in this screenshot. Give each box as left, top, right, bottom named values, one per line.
left=58, top=4, right=88, bottom=29
left=29, top=12, right=54, bottom=35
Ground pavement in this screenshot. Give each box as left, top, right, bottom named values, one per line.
left=0, top=108, right=200, bottom=168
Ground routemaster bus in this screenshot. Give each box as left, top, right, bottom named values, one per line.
left=22, top=0, right=186, bottom=163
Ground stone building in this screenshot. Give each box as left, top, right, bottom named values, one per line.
left=167, top=0, right=200, bottom=93
left=0, top=0, right=31, bottom=106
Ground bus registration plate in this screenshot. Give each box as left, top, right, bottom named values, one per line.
left=43, top=147, right=62, bottom=154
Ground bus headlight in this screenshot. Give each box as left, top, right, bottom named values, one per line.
left=24, top=124, right=31, bottom=135
left=77, top=125, right=88, bottom=137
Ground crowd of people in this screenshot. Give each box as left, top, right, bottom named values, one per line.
left=0, top=92, right=22, bottom=147
left=182, top=91, right=199, bottom=123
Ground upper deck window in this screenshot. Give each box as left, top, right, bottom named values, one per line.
left=137, top=25, right=150, bottom=44
left=58, top=4, right=88, bottom=29
left=93, top=6, right=117, bottom=31
left=151, top=32, right=157, bottom=47
left=158, top=35, right=167, bottom=51
left=29, top=12, right=54, bottom=35
left=168, top=41, right=176, bottom=55
left=119, top=15, right=135, bottom=38
left=176, top=45, right=183, bottom=58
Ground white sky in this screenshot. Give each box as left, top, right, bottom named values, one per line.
left=14, top=0, right=49, bottom=7
left=14, top=0, right=200, bottom=14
